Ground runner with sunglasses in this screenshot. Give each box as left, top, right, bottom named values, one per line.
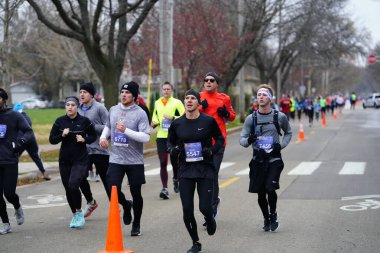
left=199, top=72, right=236, bottom=219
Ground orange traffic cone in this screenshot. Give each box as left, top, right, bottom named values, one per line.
left=99, top=186, right=134, bottom=253
left=321, top=112, right=327, bottom=126
left=333, top=112, right=337, bottom=120
left=297, top=122, right=306, bottom=141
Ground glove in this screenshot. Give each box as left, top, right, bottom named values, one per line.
left=200, top=99, right=208, bottom=110
left=217, top=105, right=230, bottom=118
left=272, top=143, right=281, bottom=153
left=247, top=133, right=256, bottom=145
left=202, top=147, right=213, bottom=159
left=170, top=146, right=181, bottom=157
left=13, top=138, right=26, bottom=153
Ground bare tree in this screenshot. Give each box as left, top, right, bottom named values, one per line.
left=26, top=0, right=159, bottom=108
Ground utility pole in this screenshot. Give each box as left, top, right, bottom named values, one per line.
left=276, top=1, right=282, bottom=104
left=238, top=0, right=245, bottom=122
left=159, top=0, right=174, bottom=86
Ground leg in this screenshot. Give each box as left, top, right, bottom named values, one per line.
left=26, top=140, right=46, bottom=174
left=130, top=184, right=143, bottom=226
left=0, top=166, right=9, bottom=224
left=158, top=152, right=169, bottom=188
left=59, top=163, right=76, bottom=213
left=92, top=154, right=110, bottom=199
left=80, top=155, right=94, bottom=203
left=212, top=147, right=225, bottom=215
left=179, top=178, right=199, bottom=243
left=197, top=178, right=216, bottom=235
left=106, top=163, right=129, bottom=209
left=68, top=162, right=88, bottom=211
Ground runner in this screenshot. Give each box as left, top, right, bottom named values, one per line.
left=78, top=82, right=109, bottom=218
left=199, top=72, right=235, bottom=218
left=99, top=81, right=150, bottom=236
left=151, top=81, right=185, bottom=199
left=239, top=84, right=292, bottom=232
left=0, top=88, right=33, bottom=234
left=13, top=103, right=50, bottom=180
left=168, top=89, right=224, bottom=253
left=49, top=96, right=96, bottom=228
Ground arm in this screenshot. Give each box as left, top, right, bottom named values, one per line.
left=279, top=114, right=292, bottom=149
left=49, top=121, right=63, bottom=145
left=151, top=101, right=159, bottom=125
left=17, top=113, right=33, bottom=145
left=124, top=128, right=150, bottom=143
left=224, top=96, right=236, bottom=121
left=84, top=121, right=97, bottom=144
left=173, top=100, right=185, bottom=120
left=94, top=106, right=109, bottom=134
left=211, top=118, right=225, bottom=153
left=239, top=115, right=254, bottom=148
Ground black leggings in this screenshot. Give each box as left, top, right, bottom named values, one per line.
left=0, top=163, right=21, bottom=223
left=212, top=147, right=225, bottom=206
left=179, top=177, right=213, bottom=243
left=59, top=162, right=87, bottom=213
left=258, top=190, right=277, bottom=219
left=80, top=154, right=110, bottom=201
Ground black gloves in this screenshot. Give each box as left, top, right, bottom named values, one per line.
left=247, top=133, right=256, bottom=145
left=170, top=146, right=182, bottom=157
left=13, top=139, right=26, bottom=153
left=202, top=147, right=213, bottom=159
left=273, top=143, right=281, bottom=152
left=217, top=105, right=230, bottom=118
left=200, top=99, right=208, bottom=110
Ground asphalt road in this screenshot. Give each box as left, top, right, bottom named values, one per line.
left=1, top=108, right=379, bottom=253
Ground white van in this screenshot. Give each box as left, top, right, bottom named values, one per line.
left=362, top=93, right=380, bottom=109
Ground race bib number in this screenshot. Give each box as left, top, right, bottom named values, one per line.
left=256, top=136, right=273, bottom=153
left=184, top=142, right=203, bottom=162
left=161, top=119, right=171, bottom=131
left=114, top=132, right=129, bottom=147
left=0, top=124, right=7, bottom=139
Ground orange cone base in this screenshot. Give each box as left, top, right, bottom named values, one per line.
left=98, top=250, right=134, bottom=253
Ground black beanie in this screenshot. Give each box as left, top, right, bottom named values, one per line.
left=80, top=82, right=96, bottom=97
left=120, top=81, right=139, bottom=101
left=185, top=89, right=200, bottom=104
left=0, top=88, right=8, bottom=101
left=205, top=72, right=221, bottom=84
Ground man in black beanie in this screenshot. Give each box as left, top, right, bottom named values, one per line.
left=80, top=82, right=95, bottom=98
left=120, top=81, right=139, bottom=101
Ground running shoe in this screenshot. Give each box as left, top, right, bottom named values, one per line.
left=269, top=212, right=279, bottom=232
left=212, top=197, right=221, bottom=218
left=15, top=206, right=24, bottom=225
left=84, top=199, right=98, bottom=218
left=69, top=210, right=85, bottom=228
left=173, top=179, right=179, bottom=193
left=159, top=188, right=169, bottom=200
left=131, top=224, right=142, bottom=236
left=95, top=175, right=100, bottom=182
left=262, top=218, right=270, bottom=232
left=187, top=242, right=202, bottom=253
left=206, top=217, right=217, bottom=236
left=123, top=200, right=133, bottom=225
left=87, top=171, right=95, bottom=181
left=0, top=223, right=11, bottom=235
left=42, top=172, right=51, bottom=181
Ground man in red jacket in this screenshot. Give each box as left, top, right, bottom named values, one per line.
left=199, top=72, right=236, bottom=218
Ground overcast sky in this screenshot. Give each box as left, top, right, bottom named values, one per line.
left=347, top=0, right=380, bottom=49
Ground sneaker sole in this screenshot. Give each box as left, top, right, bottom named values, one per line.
left=0, top=229, right=11, bottom=234
left=159, top=192, right=169, bottom=200
left=131, top=232, right=142, bottom=236
left=270, top=223, right=280, bottom=232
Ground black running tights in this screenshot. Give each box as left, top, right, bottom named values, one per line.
left=0, top=163, right=21, bottom=223
left=258, top=190, right=277, bottom=219
left=179, top=177, right=213, bottom=243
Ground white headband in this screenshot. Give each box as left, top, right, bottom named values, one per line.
left=257, top=88, right=273, bottom=99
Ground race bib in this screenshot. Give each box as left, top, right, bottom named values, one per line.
left=0, top=124, right=7, bottom=139
left=161, top=119, right=171, bottom=131
left=113, top=132, right=129, bottom=147
left=256, top=136, right=273, bottom=153
left=184, top=142, right=203, bottom=162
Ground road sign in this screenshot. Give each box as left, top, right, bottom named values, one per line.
left=368, top=54, right=376, bottom=64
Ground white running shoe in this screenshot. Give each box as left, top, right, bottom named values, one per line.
left=0, top=223, right=11, bottom=234
left=15, top=206, right=24, bottom=225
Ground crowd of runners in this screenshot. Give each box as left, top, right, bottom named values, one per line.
left=0, top=72, right=294, bottom=253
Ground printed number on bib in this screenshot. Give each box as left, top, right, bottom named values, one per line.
left=184, top=142, right=203, bottom=162
left=256, top=136, right=273, bottom=153
left=0, top=124, right=7, bottom=139
left=114, top=132, right=129, bottom=147
left=161, top=119, right=171, bottom=131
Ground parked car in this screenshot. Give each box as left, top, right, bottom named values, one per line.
left=362, top=93, right=380, bottom=109
left=19, top=98, right=48, bottom=109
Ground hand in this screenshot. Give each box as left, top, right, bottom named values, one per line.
left=202, top=147, right=213, bottom=159
left=247, top=133, right=256, bottom=145
left=99, top=138, right=109, bottom=149
left=217, top=105, right=230, bottom=118
left=272, top=143, right=281, bottom=152
left=170, top=146, right=181, bottom=157
left=151, top=121, right=159, bottom=128
left=76, top=134, right=85, bottom=143
left=163, top=114, right=173, bottom=121
left=13, top=138, right=26, bottom=153
left=200, top=99, right=208, bottom=110
left=116, top=121, right=126, bottom=132
left=62, top=128, right=70, bottom=137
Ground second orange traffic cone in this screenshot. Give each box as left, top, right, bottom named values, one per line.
left=98, top=186, right=134, bottom=253
left=297, top=122, right=306, bottom=141
left=321, top=112, right=327, bottom=126
left=333, top=112, right=337, bottom=120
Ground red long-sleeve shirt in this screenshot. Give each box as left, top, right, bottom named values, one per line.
left=199, top=90, right=236, bottom=146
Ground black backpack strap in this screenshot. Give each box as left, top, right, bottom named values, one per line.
left=273, top=110, right=282, bottom=136
left=251, top=111, right=257, bottom=135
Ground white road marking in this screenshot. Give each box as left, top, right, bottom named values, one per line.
left=236, top=168, right=250, bottom=175
left=287, top=161, right=322, bottom=175
left=338, top=162, right=366, bottom=175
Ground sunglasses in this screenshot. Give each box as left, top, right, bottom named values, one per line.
left=204, top=78, right=216, bottom=83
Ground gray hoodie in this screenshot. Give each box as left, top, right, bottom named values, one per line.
left=78, top=100, right=109, bottom=155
